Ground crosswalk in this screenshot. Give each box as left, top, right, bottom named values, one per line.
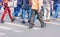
left=0, top=16, right=60, bottom=37
left=0, top=32, right=7, bottom=36
left=0, top=21, right=42, bottom=33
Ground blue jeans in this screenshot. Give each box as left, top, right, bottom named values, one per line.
left=22, top=9, right=26, bottom=21
left=50, top=8, right=52, bottom=16
left=53, top=4, right=60, bottom=18
left=27, top=7, right=37, bottom=22
left=13, top=7, right=17, bottom=17
left=13, top=7, right=22, bottom=17
left=27, top=7, right=31, bottom=20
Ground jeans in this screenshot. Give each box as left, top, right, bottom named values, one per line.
left=53, top=4, right=60, bottom=18
left=22, top=9, right=26, bottom=21
left=13, top=7, right=22, bottom=17
left=50, top=8, right=52, bottom=16
left=27, top=7, right=37, bottom=22
left=27, top=7, right=31, bottom=20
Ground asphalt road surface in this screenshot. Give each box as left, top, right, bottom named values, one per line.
left=0, top=11, right=60, bottom=37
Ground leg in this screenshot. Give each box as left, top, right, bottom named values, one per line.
left=53, top=4, right=59, bottom=18
left=46, top=5, right=50, bottom=20
left=47, top=7, right=50, bottom=20
left=20, top=8, right=22, bottom=16
left=29, top=10, right=36, bottom=28
left=50, top=8, right=52, bottom=16
left=13, top=7, right=18, bottom=17
left=33, top=14, right=37, bottom=22
left=44, top=8, right=47, bottom=20
left=8, top=7, right=15, bottom=22
left=28, top=7, right=32, bottom=22
left=37, top=11, right=46, bottom=28
left=1, top=9, right=7, bottom=23
left=8, top=7, right=12, bottom=19
left=21, top=9, right=26, bottom=23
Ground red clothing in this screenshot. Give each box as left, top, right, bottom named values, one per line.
left=1, top=3, right=12, bottom=21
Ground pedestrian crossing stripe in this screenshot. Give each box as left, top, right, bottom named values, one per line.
left=4, top=22, right=41, bottom=30
left=0, top=26, right=13, bottom=30
left=5, top=22, right=29, bottom=28
left=0, top=32, right=7, bottom=36
left=0, top=26, right=23, bottom=32
left=44, top=21, right=60, bottom=25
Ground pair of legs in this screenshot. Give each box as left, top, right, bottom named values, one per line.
left=53, top=4, right=60, bottom=18
left=21, top=9, right=27, bottom=23
left=1, top=3, right=15, bottom=23
left=27, top=7, right=37, bottom=22
left=43, top=3, right=50, bottom=20
left=29, top=9, right=46, bottom=28
left=13, top=4, right=22, bottom=17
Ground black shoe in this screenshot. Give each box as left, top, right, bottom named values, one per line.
left=1, top=20, right=4, bottom=23
left=22, top=21, right=25, bottom=23
left=11, top=18, right=15, bottom=22
left=29, top=26, right=33, bottom=29
left=28, top=20, right=30, bottom=23
left=29, top=23, right=35, bottom=29
left=41, top=23, right=46, bottom=28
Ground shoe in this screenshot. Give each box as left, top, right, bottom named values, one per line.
left=22, top=21, right=25, bottom=23
left=1, top=20, right=4, bottom=23
left=11, top=18, right=15, bottom=22
left=41, top=23, right=46, bottom=28
left=44, top=20, right=50, bottom=22
left=28, top=20, right=30, bottom=23
left=29, top=26, right=33, bottom=29
left=29, top=23, right=35, bottom=29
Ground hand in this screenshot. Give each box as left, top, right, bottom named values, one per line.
left=0, top=3, right=2, bottom=6
left=38, top=9, right=40, bottom=13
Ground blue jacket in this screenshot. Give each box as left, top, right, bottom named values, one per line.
left=22, top=0, right=29, bottom=10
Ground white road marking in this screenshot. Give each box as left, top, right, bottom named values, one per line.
left=0, top=26, right=23, bottom=32
left=0, top=26, right=13, bottom=30
left=5, top=22, right=28, bottom=28
left=44, top=21, right=60, bottom=25
left=32, top=27, right=40, bottom=30
left=0, top=32, right=7, bottom=36
left=13, top=30, right=23, bottom=32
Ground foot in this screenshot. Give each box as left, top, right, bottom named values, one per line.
left=41, top=23, right=46, bottom=28
left=22, top=21, right=25, bottom=23
left=11, top=18, right=15, bottom=22
left=29, top=23, right=35, bottom=29
left=28, top=20, right=30, bottom=23
left=0, top=20, right=4, bottom=23
left=44, top=19, right=50, bottom=22
left=29, top=26, right=33, bottom=29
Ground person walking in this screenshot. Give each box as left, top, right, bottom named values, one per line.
left=29, top=0, right=46, bottom=28
left=0, top=0, right=15, bottom=23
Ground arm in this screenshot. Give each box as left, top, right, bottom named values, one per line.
left=38, top=0, right=43, bottom=13
left=51, top=0, right=54, bottom=10
left=28, top=0, right=32, bottom=6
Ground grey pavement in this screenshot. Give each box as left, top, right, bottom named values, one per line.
left=0, top=13, right=60, bottom=37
